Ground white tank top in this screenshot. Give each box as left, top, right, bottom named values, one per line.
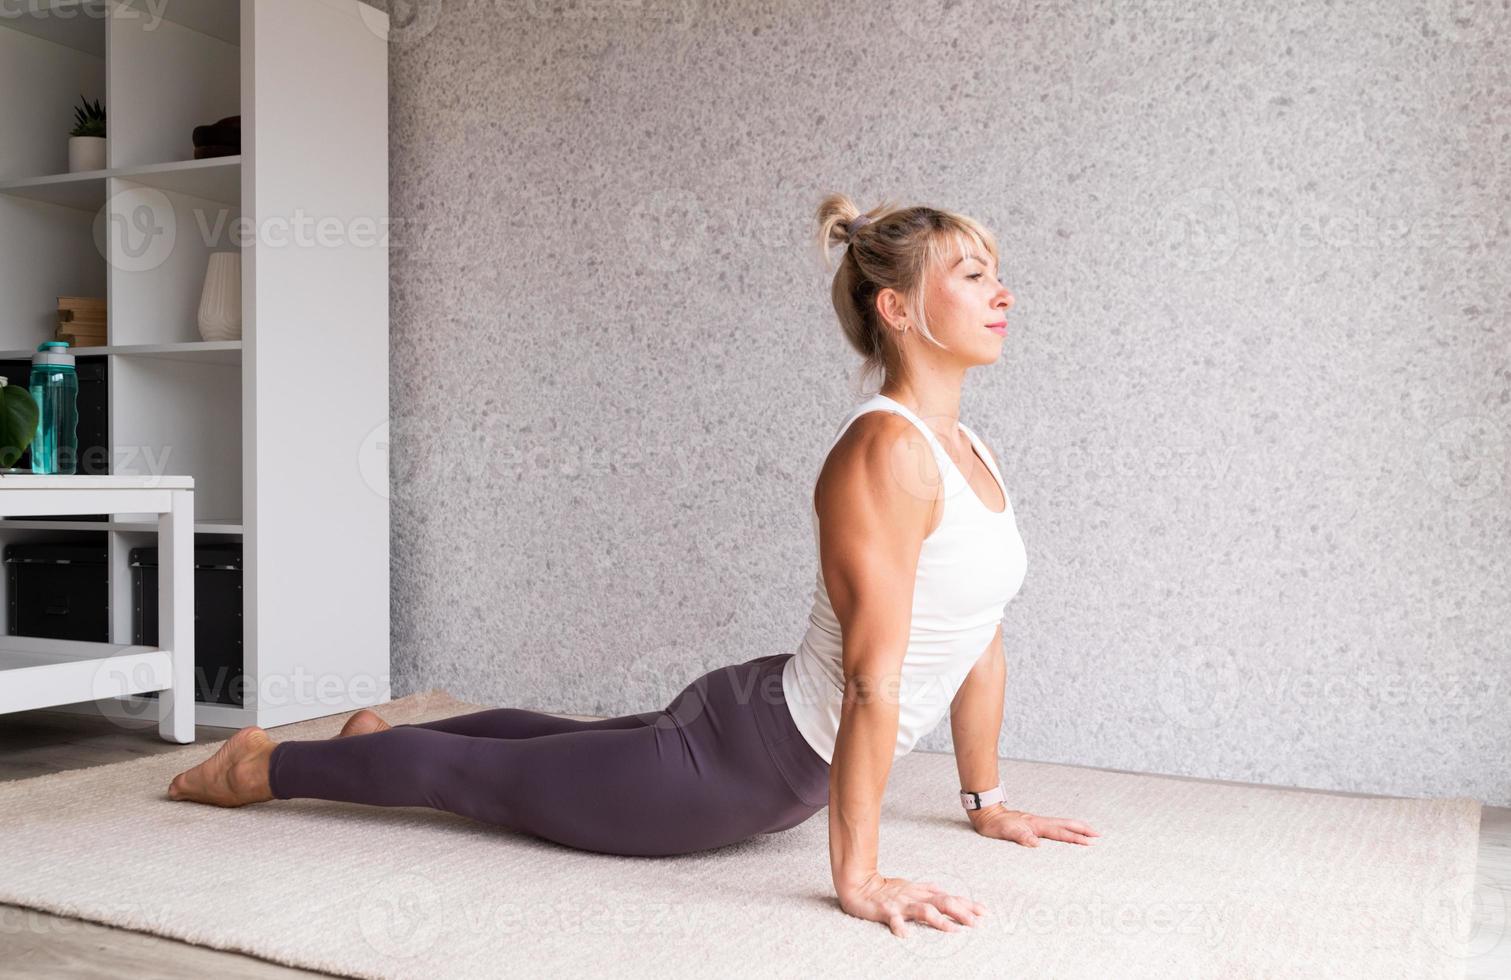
left=781, top=393, right=1028, bottom=764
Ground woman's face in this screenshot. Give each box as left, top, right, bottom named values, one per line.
left=921, top=247, right=1014, bottom=360
left=882, top=243, right=1015, bottom=368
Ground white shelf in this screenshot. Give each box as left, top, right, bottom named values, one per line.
left=0, top=157, right=241, bottom=211
left=0, top=635, right=174, bottom=715
left=0, top=341, right=242, bottom=365
left=0, top=473, right=192, bottom=489
left=113, top=518, right=241, bottom=534
left=0, top=519, right=242, bottom=534
left=46, top=693, right=255, bottom=729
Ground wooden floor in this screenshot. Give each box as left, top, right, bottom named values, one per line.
left=2, top=706, right=1508, bottom=979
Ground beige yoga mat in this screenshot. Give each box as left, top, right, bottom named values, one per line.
left=0, top=690, right=1484, bottom=979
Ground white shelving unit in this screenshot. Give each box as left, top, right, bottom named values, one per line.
left=0, top=0, right=391, bottom=730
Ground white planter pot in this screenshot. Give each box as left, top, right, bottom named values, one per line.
left=197, top=251, right=242, bottom=341
left=68, top=136, right=107, bottom=173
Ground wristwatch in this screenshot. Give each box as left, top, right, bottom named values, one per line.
left=959, top=782, right=1006, bottom=810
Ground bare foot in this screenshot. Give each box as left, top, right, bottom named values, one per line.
left=337, top=708, right=392, bottom=737
left=167, top=726, right=277, bottom=807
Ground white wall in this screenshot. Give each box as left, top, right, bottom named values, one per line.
left=375, top=0, right=1511, bottom=806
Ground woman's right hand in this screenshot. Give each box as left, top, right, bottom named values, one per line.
left=837, top=872, right=987, bottom=937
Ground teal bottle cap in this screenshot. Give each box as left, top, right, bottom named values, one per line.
left=33, top=340, right=76, bottom=366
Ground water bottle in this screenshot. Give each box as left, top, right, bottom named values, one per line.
left=29, top=340, right=79, bottom=475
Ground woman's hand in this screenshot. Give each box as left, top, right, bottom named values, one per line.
left=968, top=805, right=1100, bottom=847
left=837, top=871, right=987, bottom=938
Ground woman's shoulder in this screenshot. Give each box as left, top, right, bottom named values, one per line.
left=814, top=410, right=942, bottom=518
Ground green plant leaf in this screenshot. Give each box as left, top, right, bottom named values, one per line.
left=0, top=382, right=40, bottom=470
left=69, top=94, right=106, bottom=138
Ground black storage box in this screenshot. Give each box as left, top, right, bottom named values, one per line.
left=130, top=543, right=245, bottom=706
left=5, top=540, right=110, bottom=642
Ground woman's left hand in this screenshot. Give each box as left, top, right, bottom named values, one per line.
left=968, top=805, right=1100, bottom=847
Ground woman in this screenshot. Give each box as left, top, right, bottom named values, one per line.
left=167, top=194, right=1099, bottom=938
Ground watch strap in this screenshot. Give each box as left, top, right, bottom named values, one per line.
left=959, top=782, right=1006, bottom=810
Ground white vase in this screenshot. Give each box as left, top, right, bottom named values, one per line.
left=197, top=252, right=242, bottom=341
left=67, top=136, right=106, bottom=173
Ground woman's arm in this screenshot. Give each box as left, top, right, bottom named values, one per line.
left=950, top=431, right=1010, bottom=811
left=949, top=624, right=1008, bottom=826
left=948, top=626, right=1101, bottom=848
left=816, top=413, right=985, bottom=936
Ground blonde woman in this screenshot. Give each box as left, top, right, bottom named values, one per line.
left=167, top=194, right=1098, bottom=938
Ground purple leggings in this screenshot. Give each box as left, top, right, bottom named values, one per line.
left=266, top=653, right=830, bottom=857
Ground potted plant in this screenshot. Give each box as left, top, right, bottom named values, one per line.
left=68, top=95, right=106, bottom=173
left=0, top=375, right=40, bottom=475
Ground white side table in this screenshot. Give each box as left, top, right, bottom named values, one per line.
left=0, top=475, right=195, bottom=743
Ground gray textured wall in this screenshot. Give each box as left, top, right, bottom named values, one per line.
left=370, top=0, right=1510, bottom=805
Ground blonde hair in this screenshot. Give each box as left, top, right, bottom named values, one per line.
left=815, top=193, right=1000, bottom=396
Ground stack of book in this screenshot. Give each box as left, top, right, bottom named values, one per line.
left=57, top=296, right=106, bottom=347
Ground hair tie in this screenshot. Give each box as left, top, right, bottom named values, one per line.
left=847, top=214, right=874, bottom=242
